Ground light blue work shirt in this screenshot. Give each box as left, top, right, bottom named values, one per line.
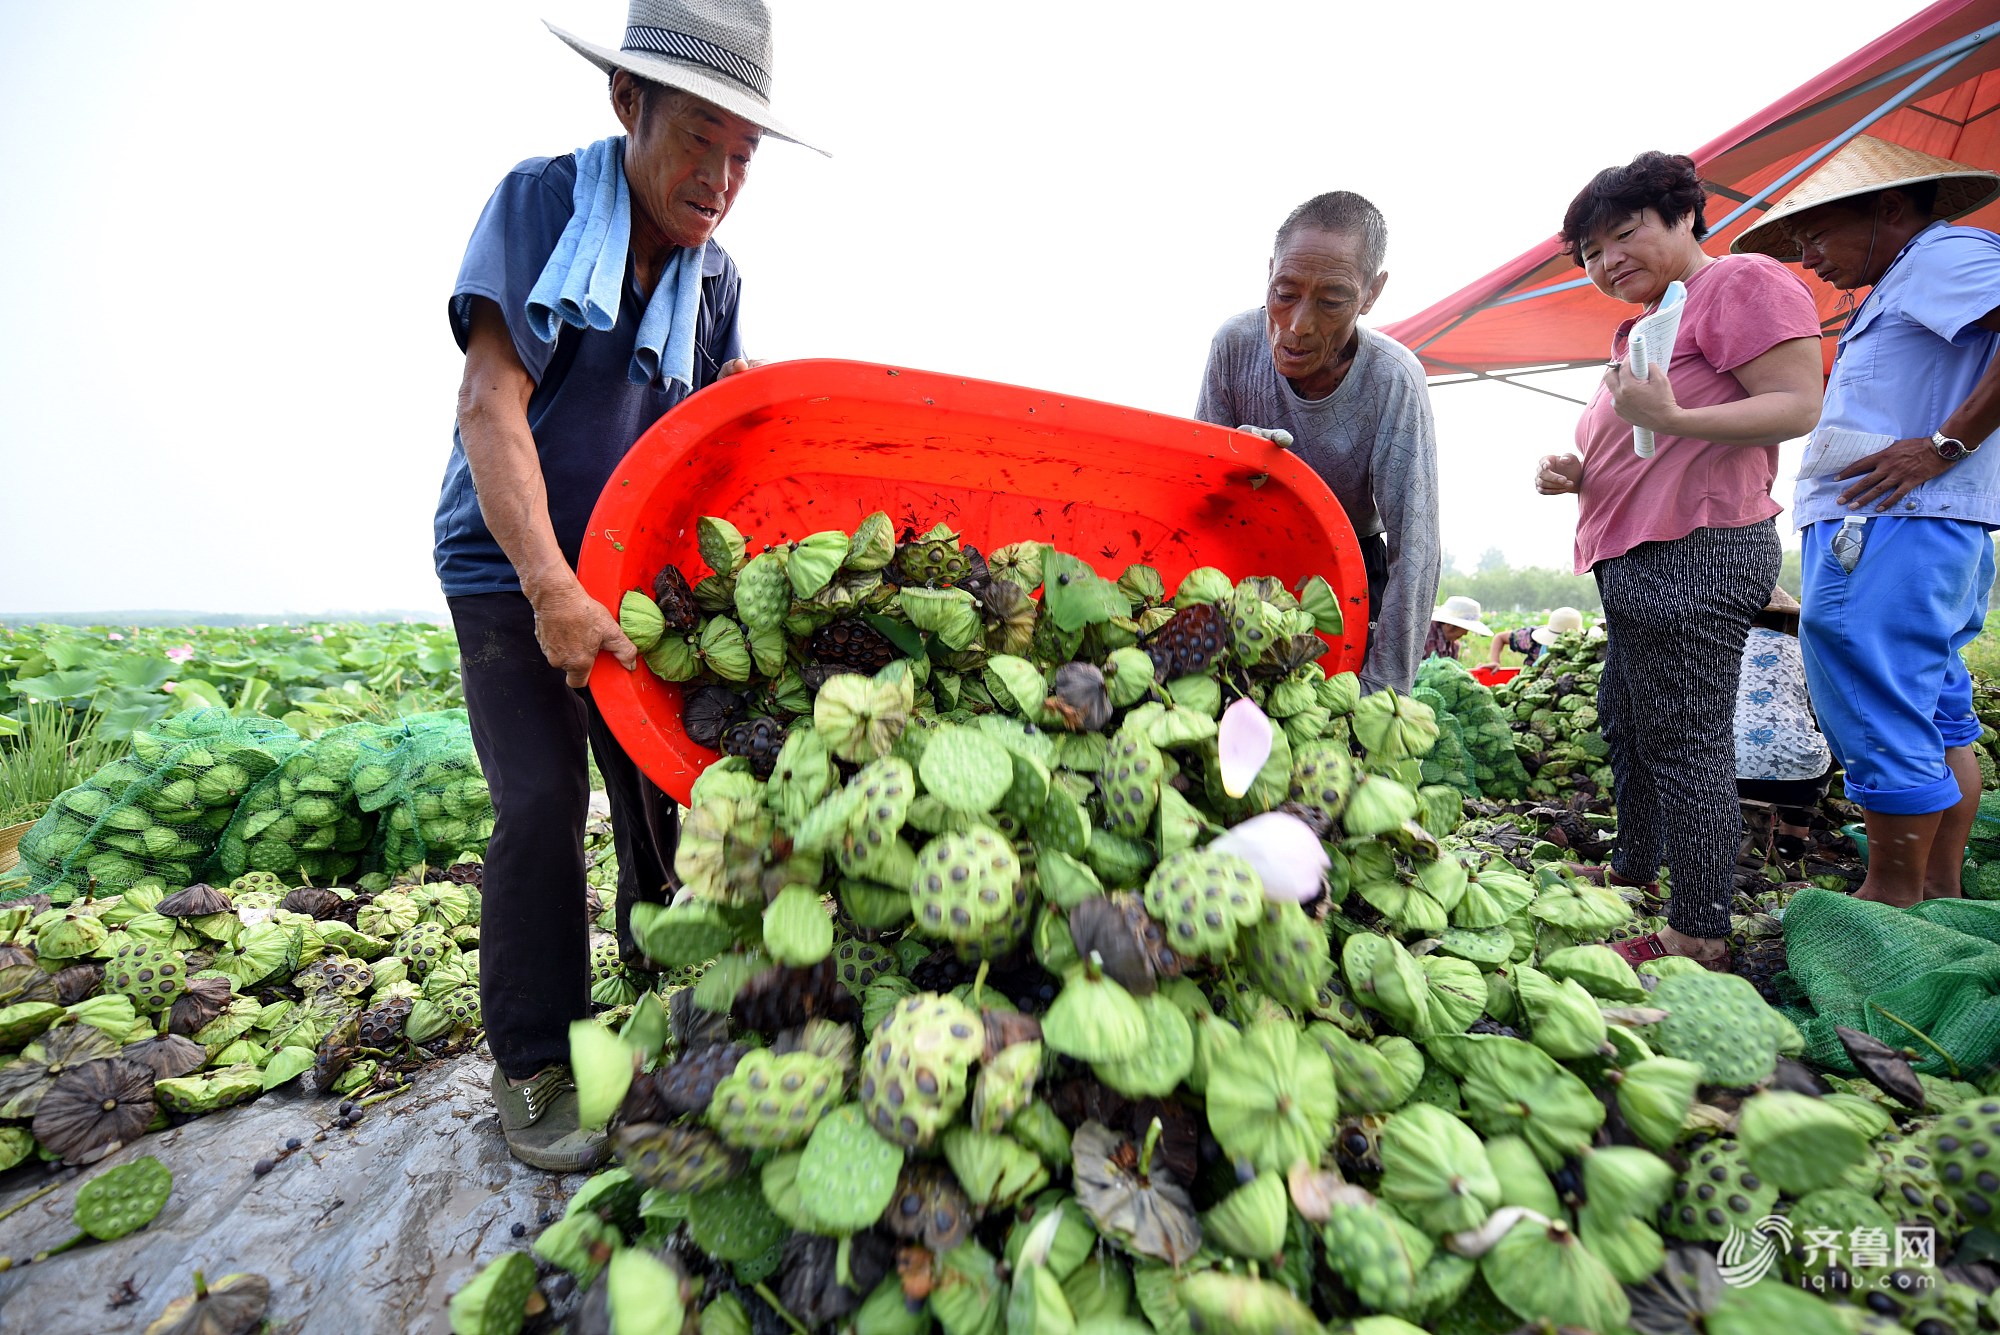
left=1793, top=221, right=2000, bottom=530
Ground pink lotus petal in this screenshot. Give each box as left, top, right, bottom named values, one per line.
left=1218, top=697, right=1273, bottom=798
left=1210, top=811, right=1330, bottom=902
left=165, top=644, right=195, bottom=663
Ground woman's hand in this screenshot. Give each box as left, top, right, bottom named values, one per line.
left=1601, top=362, right=1684, bottom=435
left=1536, top=453, right=1584, bottom=496
left=719, top=357, right=766, bottom=378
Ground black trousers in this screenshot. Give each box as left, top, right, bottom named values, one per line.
left=1593, top=521, right=1780, bottom=939
left=448, top=592, right=678, bottom=1080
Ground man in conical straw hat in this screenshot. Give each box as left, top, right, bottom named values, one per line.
left=1735, top=135, right=2000, bottom=907
left=434, top=0, right=822, bottom=1171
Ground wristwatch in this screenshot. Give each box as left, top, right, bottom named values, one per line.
left=1933, top=430, right=1980, bottom=462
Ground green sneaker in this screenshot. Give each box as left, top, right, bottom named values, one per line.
left=489, top=1063, right=609, bottom=1172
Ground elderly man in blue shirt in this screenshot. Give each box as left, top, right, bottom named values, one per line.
left=434, top=0, right=820, bottom=1169
left=1735, top=137, right=2000, bottom=909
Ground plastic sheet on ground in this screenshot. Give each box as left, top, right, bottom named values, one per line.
left=0, top=1051, right=578, bottom=1334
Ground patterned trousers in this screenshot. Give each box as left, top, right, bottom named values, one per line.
left=1594, top=520, right=1780, bottom=939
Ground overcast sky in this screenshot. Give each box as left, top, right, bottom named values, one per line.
left=0, top=0, right=1926, bottom=616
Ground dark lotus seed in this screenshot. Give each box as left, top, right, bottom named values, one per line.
left=1728, top=1194, right=1750, bottom=1212
left=1705, top=1207, right=1725, bottom=1226
left=511, top=1222, right=527, bottom=1237
left=1695, top=1184, right=1716, bottom=1201
left=285, top=1137, right=302, bottom=1150
left=253, top=1157, right=277, bottom=1176
left=1944, top=1164, right=1964, bottom=1185
left=1739, top=1172, right=1760, bottom=1190
left=1939, top=1135, right=1960, bottom=1152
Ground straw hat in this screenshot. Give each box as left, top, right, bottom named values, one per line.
left=1764, top=585, right=1801, bottom=615
left=548, top=0, right=825, bottom=154
left=1532, top=606, right=1585, bottom=646
left=1732, top=135, right=1998, bottom=259
left=1431, top=595, right=1493, bottom=636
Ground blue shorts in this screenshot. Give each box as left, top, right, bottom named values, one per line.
left=1799, top=516, right=1993, bottom=815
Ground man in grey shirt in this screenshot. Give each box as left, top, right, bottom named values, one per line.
left=1196, top=191, right=1441, bottom=693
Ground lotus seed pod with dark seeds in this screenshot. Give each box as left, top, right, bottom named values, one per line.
left=908, top=827, right=1028, bottom=959
left=1661, top=1139, right=1778, bottom=1242
left=356, top=995, right=414, bottom=1050
left=1141, top=848, right=1264, bottom=961
left=720, top=716, right=788, bottom=779
left=614, top=1121, right=745, bottom=1194
left=705, top=1047, right=843, bottom=1150
left=392, top=922, right=453, bottom=979
left=829, top=937, right=896, bottom=997
left=810, top=618, right=898, bottom=673
left=103, top=940, right=187, bottom=1014
left=1927, top=1099, right=2000, bottom=1224
left=1098, top=730, right=1164, bottom=835
left=1144, top=602, right=1227, bottom=679
left=859, top=991, right=984, bottom=1149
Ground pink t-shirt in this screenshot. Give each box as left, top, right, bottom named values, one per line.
left=1571, top=253, right=1819, bottom=572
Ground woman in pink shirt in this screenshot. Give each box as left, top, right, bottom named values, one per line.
left=1535, top=152, right=1822, bottom=968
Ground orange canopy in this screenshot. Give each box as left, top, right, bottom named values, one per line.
left=1379, top=0, right=2000, bottom=390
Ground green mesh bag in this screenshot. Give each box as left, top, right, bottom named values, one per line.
left=8, top=708, right=302, bottom=903
left=1416, top=656, right=1530, bottom=800
left=208, top=721, right=391, bottom=885
left=1958, top=792, right=2000, bottom=897
left=1780, top=887, right=2000, bottom=1079
left=351, top=711, right=492, bottom=875
left=1415, top=686, right=1478, bottom=797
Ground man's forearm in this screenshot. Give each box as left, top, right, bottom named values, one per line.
left=1940, top=353, right=2000, bottom=448
left=458, top=399, right=571, bottom=602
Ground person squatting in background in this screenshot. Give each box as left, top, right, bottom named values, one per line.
left=1486, top=605, right=1586, bottom=669
left=1733, top=586, right=1834, bottom=862
left=1423, top=595, right=1492, bottom=661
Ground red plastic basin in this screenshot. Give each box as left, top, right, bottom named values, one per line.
left=579, top=359, right=1367, bottom=804
left=1471, top=664, right=1521, bottom=687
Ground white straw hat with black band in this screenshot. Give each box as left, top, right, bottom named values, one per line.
left=1731, top=135, right=1996, bottom=260
left=548, top=0, right=826, bottom=155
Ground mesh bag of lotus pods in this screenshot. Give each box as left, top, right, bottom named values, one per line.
left=1955, top=790, right=2000, bottom=900
left=1780, top=886, right=2000, bottom=1078
left=349, top=710, right=493, bottom=875
left=206, top=720, right=394, bottom=885
left=7, top=708, right=303, bottom=904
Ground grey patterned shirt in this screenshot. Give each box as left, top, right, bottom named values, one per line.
left=1196, top=311, right=1442, bottom=693
left=1736, top=627, right=1832, bottom=781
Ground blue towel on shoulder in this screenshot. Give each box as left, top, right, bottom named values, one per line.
left=524, top=136, right=707, bottom=393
